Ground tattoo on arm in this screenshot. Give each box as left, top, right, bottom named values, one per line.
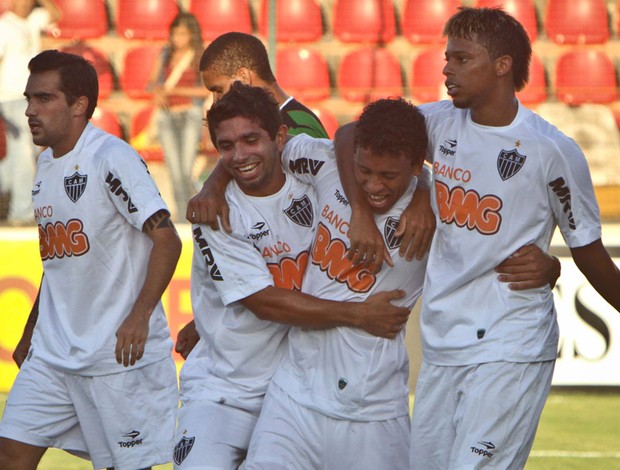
left=143, top=209, right=173, bottom=233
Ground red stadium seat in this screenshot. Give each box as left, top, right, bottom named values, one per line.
left=189, top=0, right=253, bottom=41
left=337, top=47, right=403, bottom=102
left=475, top=0, right=538, bottom=41
left=259, top=0, right=323, bottom=43
left=311, top=107, right=340, bottom=138
left=91, top=108, right=123, bottom=138
left=545, top=0, right=609, bottom=44
left=555, top=50, right=618, bottom=105
left=60, top=43, right=114, bottom=100
left=276, top=47, right=331, bottom=102
left=130, top=106, right=164, bottom=162
left=333, top=0, right=396, bottom=44
left=120, top=45, right=161, bottom=100
left=117, top=0, right=179, bottom=40
left=517, top=53, right=547, bottom=105
left=401, top=0, right=460, bottom=44
left=47, top=0, right=108, bottom=39
left=409, top=47, right=446, bottom=103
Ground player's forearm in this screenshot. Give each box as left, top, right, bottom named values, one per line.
left=241, top=286, right=361, bottom=329
left=135, top=220, right=182, bottom=318
left=571, top=239, right=620, bottom=311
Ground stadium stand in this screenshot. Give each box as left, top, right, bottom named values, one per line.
left=258, top=0, right=323, bottom=43
left=120, top=45, right=160, bottom=100
left=409, top=46, right=446, bottom=104
left=332, top=0, right=396, bottom=43
left=60, top=43, right=115, bottom=100
left=401, top=0, right=461, bottom=44
left=129, top=105, right=164, bottom=162
left=544, top=0, right=609, bottom=44
left=554, top=49, right=618, bottom=105
left=91, top=107, right=124, bottom=139
left=46, top=0, right=108, bottom=39
left=516, top=53, right=547, bottom=105
left=311, top=106, right=340, bottom=138
left=337, top=47, right=403, bottom=102
left=276, top=47, right=331, bottom=102
left=116, top=0, right=179, bottom=40
left=189, top=0, right=253, bottom=41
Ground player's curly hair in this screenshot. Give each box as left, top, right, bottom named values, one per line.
left=206, top=81, right=282, bottom=148
left=443, top=7, right=531, bottom=91
left=28, top=50, right=98, bottom=119
left=354, top=97, right=427, bottom=167
left=199, top=32, right=276, bottom=84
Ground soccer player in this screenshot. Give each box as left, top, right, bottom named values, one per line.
left=0, top=50, right=182, bottom=470
left=337, top=7, right=620, bottom=469
left=174, top=82, right=412, bottom=469
left=242, top=96, right=431, bottom=469
left=175, top=32, right=333, bottom=359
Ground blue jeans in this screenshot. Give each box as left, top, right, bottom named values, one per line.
left=156, top=105, right=203, bottom=221
left=0, top=99, right=36, bottom=222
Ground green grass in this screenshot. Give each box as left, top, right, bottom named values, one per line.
left=1, top=390, right=620, bottom=469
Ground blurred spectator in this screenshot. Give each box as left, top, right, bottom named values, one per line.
left=0, top=0, right=60, bottom=225
left=147, top=12, right=208, bottom=222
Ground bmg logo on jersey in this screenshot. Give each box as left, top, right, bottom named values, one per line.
left=39, top=219, right=90, bottom=260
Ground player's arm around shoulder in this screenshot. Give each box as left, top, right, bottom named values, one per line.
left=115, top=210, right=181, bottom=367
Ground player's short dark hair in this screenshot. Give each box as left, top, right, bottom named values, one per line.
left=354, top=97, right=427, bottom=167
left=199, top=32, right=276, bottom=84
left=207, top=81, right=282, bottom=148
left=443, top=7, right=531, bottom=91
left=28, top=49, right=99, bottom=119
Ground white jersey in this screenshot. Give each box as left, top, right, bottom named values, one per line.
left=271, top=134, right=428, bottom=421
left=30, top=123, right=173, bottom=375
left=420, top=100, right=602, bottom=366
left=182, top=175, right=317, bottom=414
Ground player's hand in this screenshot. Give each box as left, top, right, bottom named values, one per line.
left=396, top=187, right=435, bottom=261
left=12, top=334, right=32, bottom=368
left=115, top=308, right=150, bottom=367
left=356, top=290, right=410, bottom=339
left=186, top=176, right=231, bottom=233
left=347, top=209, right=392, bottom=274
left=496, top=244, right=561, bottom=290
left=175, top=320, right=200, bottom=360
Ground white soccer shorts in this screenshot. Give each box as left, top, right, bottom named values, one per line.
left=0, top=356, right=178, bottom=470
left=410, top=360, right=555, bottom=469
left=173, top=399, right=258, bottom=469
left=245, top=382, right=410, bottom=470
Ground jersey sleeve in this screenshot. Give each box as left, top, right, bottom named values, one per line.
left=282, top=133, right=335, bottom=185
left=100, top=135, right=169, bottom=231
left=193, top=207, right=274, bottom=306
left=546, top=135, right=602, bottom=248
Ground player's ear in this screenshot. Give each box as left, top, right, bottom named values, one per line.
left=275, top=124, right=288, bottom=151
left=73, top=96, right=89, bottom=117
left=495, top=54, right=513, bottom=79
left=235, top=67, right=252, bottom=85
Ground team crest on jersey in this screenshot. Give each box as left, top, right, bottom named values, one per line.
left=173, top=436, right=195, bottom=465
left=497, top=148, right=526, bottom=181
left=64, top=172, right=87, bottom=203
left=284, top=195, right=314, bottom=227
left=384, top=217, right=403, bottom=250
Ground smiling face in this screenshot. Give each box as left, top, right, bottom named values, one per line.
left=215, top=116, right=287, bottom=197
left=24, top=70, right=86, bottom=158
left=353, top=147, right=418, bottom=214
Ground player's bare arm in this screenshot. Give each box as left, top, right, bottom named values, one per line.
left=495, top=244, right=561, bottom=290
left=186, top=160, right=232, bottom=232
left=570, top=239, right=620, bottom=311
left=12, top=277, right=42, bottom=368
left=241, top=287, right=410, bottom=339
left=115, top=210, right=182, bottom=367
